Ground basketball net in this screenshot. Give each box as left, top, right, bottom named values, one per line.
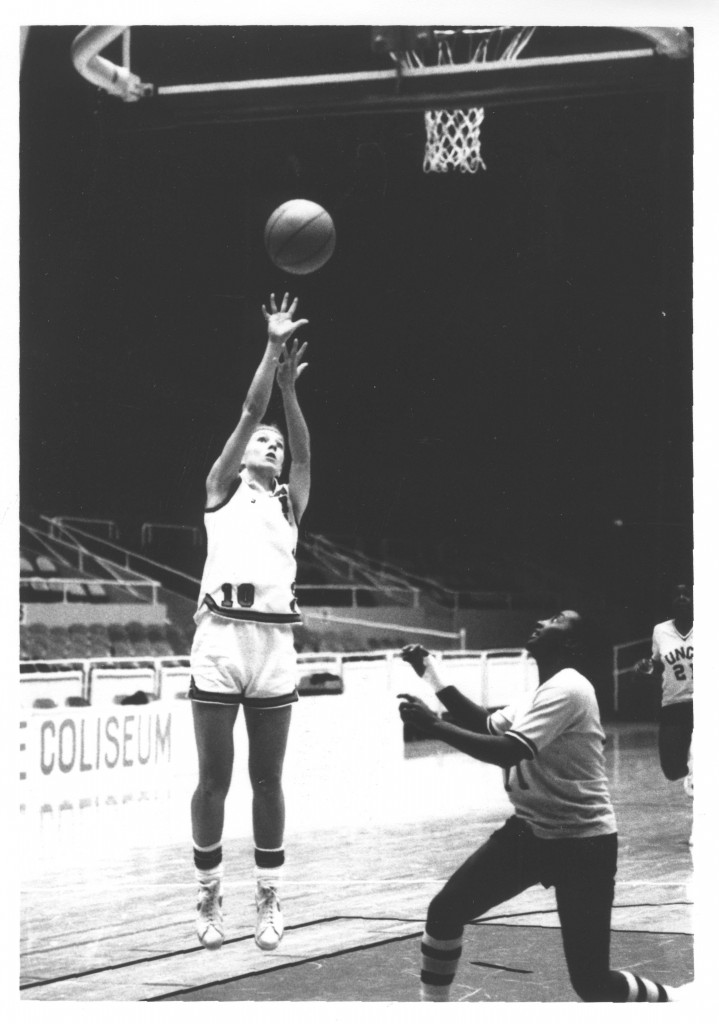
left=392, top=27, right=535, bottom=174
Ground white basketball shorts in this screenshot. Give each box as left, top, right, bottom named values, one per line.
left=189, top=611, right=299, bottom=708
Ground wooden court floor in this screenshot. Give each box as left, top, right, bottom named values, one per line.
left=19, top=684, right=695, bottom=1003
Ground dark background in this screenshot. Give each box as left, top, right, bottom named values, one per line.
left=19, top=26, right=693, bottom=637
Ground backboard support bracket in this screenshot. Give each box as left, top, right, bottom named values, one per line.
left=70, top=26, right=692, bottom=128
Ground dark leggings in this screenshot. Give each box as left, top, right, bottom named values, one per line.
left=427, top=817, right=627, bottom=1002
left=658, top=700, right=693, bottom=781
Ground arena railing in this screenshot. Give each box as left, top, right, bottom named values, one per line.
left=19, top=647, right=536, bottom=708
left=20, top=577, right=160, bottom=604
left=43, top=516, right=202, bottom=601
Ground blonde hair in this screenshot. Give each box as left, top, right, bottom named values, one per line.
left=251, top=422, right=285, bottom=442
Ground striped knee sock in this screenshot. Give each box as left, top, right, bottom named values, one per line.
left=420, top=929, right=463, bottom=1001
left=619, top=970, right=669, bottom=1002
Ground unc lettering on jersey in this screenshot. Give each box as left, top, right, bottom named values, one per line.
left=665, top=646, right=692, bottom=664
left=196, top=476, right=301, bottom=625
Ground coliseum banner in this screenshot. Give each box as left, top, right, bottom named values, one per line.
left=20, top=705, right=185, bottom=785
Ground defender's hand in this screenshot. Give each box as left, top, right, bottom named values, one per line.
left=262, top=293, right=309, bottom=346
left=401, top=644, right=430, bottom=678
left=397, top=693, right=439, bottom=732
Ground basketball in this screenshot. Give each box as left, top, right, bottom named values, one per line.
left=264, top=199, right=336, bottom=275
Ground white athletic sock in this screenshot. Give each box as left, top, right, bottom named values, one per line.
left=255, top=864, right=283, bottom=889
left=195, top=862, right=224, bottom=887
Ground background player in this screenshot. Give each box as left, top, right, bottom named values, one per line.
left=189, top=293, right=310, bottom=953
left=634, top=583, right=693, bottom=833
left=397, top=612, right=692, bottom=1002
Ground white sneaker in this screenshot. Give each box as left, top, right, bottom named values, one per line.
left=255, top=881, right=284, bottom=950
left=196, top=879, right=224, bottom=950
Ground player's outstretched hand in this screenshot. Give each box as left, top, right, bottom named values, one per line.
left=277, top=337, right=308, bottom=392
left=262, top=293, right=309, bottom=346
left=634, top=658, right=655, bottom=677
left=397, top=693, right=439, bottom=733
left=401, top=644, right=430, bottom=677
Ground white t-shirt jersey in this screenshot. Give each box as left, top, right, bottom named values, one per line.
left=196, top=474, right=301, bottom=625
left=487, top=667, right=617, bottom=840
left=651, top=619, right=693, bottom=706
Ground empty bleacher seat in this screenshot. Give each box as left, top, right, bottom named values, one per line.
left=337, top=631, right=360, bottom=652
left=152, top=639, right=175, bottom=657
left=143, top=625, right=178, bottom=657
left=67, top=637, right=91, bottom=658
left=88, top=637, right=112, bottom=658
left=48, top=626, right=84, bottom=659
left=35, top=555, right=59, bottom=575
left=112, top=639, right=135, bottom=657
left=126, top=621, right=148, bottom=642
left=22, top=636, right=49, bottom=660
left=165, top=624, right=191, bottom=655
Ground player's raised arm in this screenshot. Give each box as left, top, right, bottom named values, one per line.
left=276, top=336, right=311, bottom=523
left=401, top=645, right=491, bottom=733
left=205, top=294, right=308, bottom=506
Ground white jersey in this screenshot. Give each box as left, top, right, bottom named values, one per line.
left=196, top=474, right=300, bottom=625
left=487, top=667, right=617, bottom=840
left=651, top=619, right=693, bottom=706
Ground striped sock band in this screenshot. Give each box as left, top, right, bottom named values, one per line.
left=255, top=848, right=285, bottom=888
left=420, top=929, right=463, bottom=1002
left=193, top=839, right=223, bottom=871
left=620, top=970, right=669, bottom=1002
left=255, top=847, right=285, bottom=869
